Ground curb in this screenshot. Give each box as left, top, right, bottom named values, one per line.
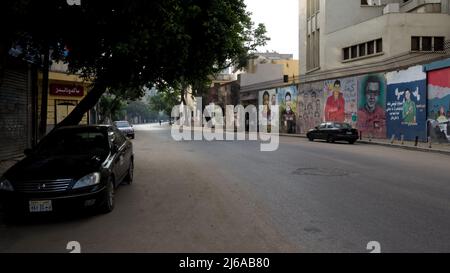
left=279, top=134, right=450, bottom=156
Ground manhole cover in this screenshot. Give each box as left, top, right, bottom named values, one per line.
left=293, top=167, right=350, bottom=177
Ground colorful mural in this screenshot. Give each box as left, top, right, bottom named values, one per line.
left=297, top=82, right=324, bottom=134
left=324, top=77, right=358, bottom=127
left=428, top=67, right=450, bottom=142
left=278, top=85, right=298, bottom=134
left=258, top=89, right=277, bottom=132
left=386, top=66, right=427, bottom=141
left=357, top=74, right=387, bottom=139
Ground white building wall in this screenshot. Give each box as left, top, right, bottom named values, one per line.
left=239, top=63, right=284, bottom=87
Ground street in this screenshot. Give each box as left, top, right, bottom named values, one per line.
left=1, top=123, right=450, bottom=253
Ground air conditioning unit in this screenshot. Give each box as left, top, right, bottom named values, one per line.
left=383, top=3, right=400, bottom=14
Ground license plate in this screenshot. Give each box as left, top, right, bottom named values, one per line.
left=29, top=200, right=53, bottom=213
left=346, top=132, right=353, bottom=135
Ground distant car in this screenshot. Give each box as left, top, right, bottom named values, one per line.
left=113, top=121, right=135, bottom=139
left=307, top=122, right=359, bottom=144
left=0, top=125, right=134, bottom=217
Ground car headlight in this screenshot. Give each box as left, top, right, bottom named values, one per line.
left=0, top=177, right=14, bottom=192
left=73, top=173, right=101, bottom=189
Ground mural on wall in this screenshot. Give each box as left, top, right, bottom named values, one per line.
left=357, top=74, right=387, bottom=139
left=428, top=67, right=450, bottom=142
left=323, top=77, right=358, bottom=127
left=386, top=66, right=427, bottom=141
left=278, top=85, right=298, bottom=134
left=258, top=89, right=277, bottom=131
left=297, top=82, right=324, bottom=134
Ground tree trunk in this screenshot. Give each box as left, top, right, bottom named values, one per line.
left=56, top=82, right=107, bottom=128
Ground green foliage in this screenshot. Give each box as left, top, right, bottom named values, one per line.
left=1, top=0, right=269, bottom=125
left=149, top=87, right=181, bottom=116
left=126, top=101, right=161, bottom=123
left=98, top=94, right=126, bottom=124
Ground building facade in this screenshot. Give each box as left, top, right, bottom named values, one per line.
left=37, top=62, right=91, bottom=134
left=299, top=0, right=450, bottom=81
left=296, top=0, right=450, bottom=140
left=240, top=53, right=300, bottom=108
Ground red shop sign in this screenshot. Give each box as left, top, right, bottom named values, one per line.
left=50, top=84, right=84, bottom=97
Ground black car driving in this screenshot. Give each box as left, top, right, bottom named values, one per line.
left=307, top=122, right=359, bottom=144
left=0, top=125, right=134, bottom=217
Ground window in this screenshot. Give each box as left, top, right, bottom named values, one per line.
left=367, top=41, right=375, bottom=55
left=351, top=45, right=358, bottom=59
left=411, top=36, right=420, bottom=51
left=359, top=44, right=366, bottom=57
left=434, top=37, right=445, bottom=51
left=306, top=0, right=320, bottom=71
left=342, top=38, right=382, bottom=61
left=422, top=37, right=432, bottom=51
left=343, top=48, right=350, bottom=60
left=411, top=36, right=446, bottom=52
left=376, top=39, right=383, bottom=53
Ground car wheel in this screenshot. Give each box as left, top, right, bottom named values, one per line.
left=98, top=176, right=115, bottom=214
left=124, top=160, right=134, bottom=185
left=308, top=136, right=314, bottom=142
left=348, top=140, right=356, bottom=145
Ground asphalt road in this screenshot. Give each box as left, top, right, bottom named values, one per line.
left=1, top=124, right=450, bottom=253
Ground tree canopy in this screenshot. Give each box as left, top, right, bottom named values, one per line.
left=1, top=0, right=269, bottom=127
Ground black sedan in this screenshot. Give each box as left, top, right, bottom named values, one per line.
left=0, top=125, right=134, bottom=217
left=307, top=122, right=359, bottom=144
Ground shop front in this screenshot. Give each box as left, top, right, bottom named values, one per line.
left=38, top=71, right=91, bottom=134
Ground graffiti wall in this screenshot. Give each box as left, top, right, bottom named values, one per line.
left=297, top=82, right=324, bottom=134
left=277, top=85, right=298, bottom=134
left=258, top=89, right=277, bottom=130
left=386, top=66, right=427, bottom=141
left=357, top=74, right=387, bottom=139
left=428, top=67, right=450, bottom=142
left=323, top=77, right=358, bottom=127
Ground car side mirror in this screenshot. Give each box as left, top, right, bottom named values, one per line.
left=24, top=148, right=33, bottom=156
left=315, top=126, right=319, bottom=130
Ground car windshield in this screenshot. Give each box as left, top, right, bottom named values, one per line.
left=114, top=121, right=131, bottom=128
left=36, top=128, right=109, bottom=156
left=334, top=123, right=352, bottom=129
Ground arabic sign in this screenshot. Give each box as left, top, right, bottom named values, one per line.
left=50, top=84, right=84, bottom=97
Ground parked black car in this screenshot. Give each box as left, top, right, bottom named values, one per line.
left=0, top=125, right=134, bottom=217
left=307, top=122, right=359, bottom=144
left=113, top=121, right=135, bottom=139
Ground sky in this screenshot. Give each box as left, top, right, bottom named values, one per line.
left=244, top=0, right=299, bottom=60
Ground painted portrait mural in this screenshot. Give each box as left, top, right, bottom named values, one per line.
left=297, top=82, right=324, bottom=134
left=258, top=89, right=277, bottom=132
left=428, top=67, right=450, bottom=142
left=324, top=77, right=358, bottom=127
left=386, top=66, right=427, bottom=141
left=357, top=74, right=387, bottom=139
left=278, top=85, right=298, bottom=134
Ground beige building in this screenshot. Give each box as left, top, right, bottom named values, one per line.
left=37, top=62, right=90, bottom=133
left=299, top=0, right=450, bottom=81
left=240, top=53, right=300, bottom=106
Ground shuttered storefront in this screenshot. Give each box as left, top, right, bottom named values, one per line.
left=0, top=65, right=31, bottom=161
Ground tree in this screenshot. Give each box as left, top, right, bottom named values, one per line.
left=97, top=94, right=126, bottom=124
left=1, top=0, right=269, bottom=128
left=149, top=87, right=182, bottom=117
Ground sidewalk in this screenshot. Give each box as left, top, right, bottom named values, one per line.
left=280, top=133, right=450, bottom=156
